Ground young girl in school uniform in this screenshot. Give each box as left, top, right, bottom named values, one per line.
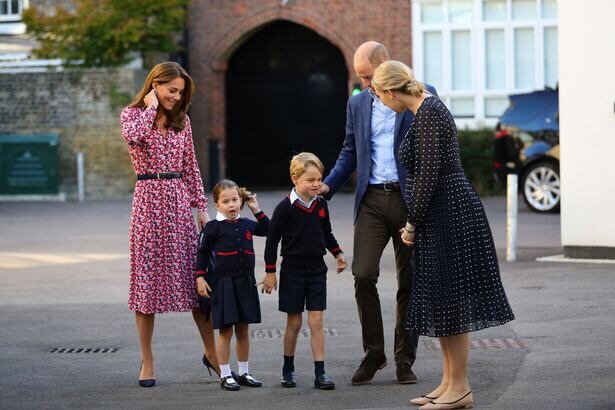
left=196, top=179, right=269, bottom=391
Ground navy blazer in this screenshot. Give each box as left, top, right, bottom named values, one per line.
left=323, top=84, right=438, bottom=222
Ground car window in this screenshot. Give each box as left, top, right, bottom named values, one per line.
left=516, top=131, right=533, bottom=145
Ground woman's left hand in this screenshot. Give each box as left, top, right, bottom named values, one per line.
left=197, top=210, right=210, bottom=230
left=399, top=226, right=415, bottom=246
left=144, top=88, right=159, bottom=108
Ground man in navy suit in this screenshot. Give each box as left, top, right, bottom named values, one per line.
left=320, top=41, right=436, bottom=385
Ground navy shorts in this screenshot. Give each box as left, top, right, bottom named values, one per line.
left=279, top=264, right=327, bottom=313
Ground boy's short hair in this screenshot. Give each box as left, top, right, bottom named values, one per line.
left=289, top=152, right=325, bottom=178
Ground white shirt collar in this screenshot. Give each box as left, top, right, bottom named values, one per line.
left=215, top=211, right=240, bottom=221
left=367, top=87, right=377, bottom=100
left=289, top=188, right=317, bottom=207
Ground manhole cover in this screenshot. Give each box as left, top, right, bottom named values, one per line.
left=250, top=328, right=339, bottom=339
left=423, top=338, right=527, bottom=350
left=48, top=348, right=119, bottom=353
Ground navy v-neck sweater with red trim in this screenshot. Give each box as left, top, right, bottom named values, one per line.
left=264, top=196, right=342, bottom=273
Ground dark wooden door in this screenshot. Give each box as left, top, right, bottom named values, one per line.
left=226, top=20, right=348, bottom=188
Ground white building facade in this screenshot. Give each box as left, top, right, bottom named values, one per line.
left=558, top=0, right=615, bottom=259
left=412, top=0, right=558, bottom=129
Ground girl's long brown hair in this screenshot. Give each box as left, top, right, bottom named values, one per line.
left=130, top=61, right=195, bottom=131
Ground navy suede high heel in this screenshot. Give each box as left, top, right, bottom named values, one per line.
left=139, top=379, right=156, bottom=388
left=139, top=363, right=155, bottom=388
left=202, top=354, right=219, bottom=377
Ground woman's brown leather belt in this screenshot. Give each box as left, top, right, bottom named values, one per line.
left=137, top=172, right=183, bottom=180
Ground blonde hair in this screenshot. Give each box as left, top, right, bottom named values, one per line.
left=289, top=152, right=324, bottom=178
left=129, top=61, right=195, bottom=131
left=212, top=179, right=252, bottom=210
left=372, top=60, right=424, bottom=97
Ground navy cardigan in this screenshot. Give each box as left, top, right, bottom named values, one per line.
left=196, top=211, right=269, bottom=277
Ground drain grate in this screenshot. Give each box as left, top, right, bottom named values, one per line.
left=49, top=347, right=119, bottom=354
left=423, top=338, right=527, bottom=350
left=251, top=328, right=339, bottom=339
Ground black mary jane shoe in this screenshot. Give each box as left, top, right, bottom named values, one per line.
left=237, top=373, right=262, bottom=387
left=314, top=373, right=335, bottom=390
left=220, top=375, right=240, bottom=391
left=202, top=354, right=219, bottom=377
left=281, top=370, right=297, bottom=388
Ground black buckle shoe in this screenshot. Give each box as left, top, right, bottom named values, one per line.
left=220, top=375, right=240, bottom=391
left=351, top=356, right=387, bottom=385
left=237, top=373, right=262, bottom=387
left=396, top=363, right=417, bottom=384
left=281, top=370, right=296, bottom=388
left=314, top=373, right=335, bottom=390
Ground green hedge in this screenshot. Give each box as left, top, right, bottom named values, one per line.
left=457, top=128, right=504, bottom=197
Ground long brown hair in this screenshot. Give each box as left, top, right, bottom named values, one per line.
left=212, top=179, right=252, bottom=210
left=130, top=61, right=195, bottom=131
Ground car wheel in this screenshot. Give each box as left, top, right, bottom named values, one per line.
left=522, top=161, right=560, bottom=213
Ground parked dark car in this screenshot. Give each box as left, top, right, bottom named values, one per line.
left=493, top=89, right=560, bottom=213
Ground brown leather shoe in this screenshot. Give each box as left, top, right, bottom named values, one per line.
left=396, top=362, right=418, bottom=384
left=351, top=356, right=387, bottom=385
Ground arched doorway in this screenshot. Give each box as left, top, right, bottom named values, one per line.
left=226, top=20, right=348, bottom=188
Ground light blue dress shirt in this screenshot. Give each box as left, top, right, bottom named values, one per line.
left=368, top=89, right=398, bottom=184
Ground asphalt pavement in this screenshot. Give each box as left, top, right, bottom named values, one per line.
left=0, top=193, right=613, bottom=409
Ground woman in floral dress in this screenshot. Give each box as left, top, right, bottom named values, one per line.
left=121, top=61, right=218, bottom=387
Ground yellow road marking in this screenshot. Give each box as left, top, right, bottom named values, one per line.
left=0, top=252, right=126, bottom=269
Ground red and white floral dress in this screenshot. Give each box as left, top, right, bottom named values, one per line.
left=121, top=105, right=208, bottom=314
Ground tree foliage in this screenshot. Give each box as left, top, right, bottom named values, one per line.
left=458, top=128, right=504, bottom=196
left=23, top=0, right=188, bottom=67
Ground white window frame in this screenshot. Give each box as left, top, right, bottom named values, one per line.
left=0, top=0, right=27, bottom=22
left=0, top=0, right=28, bottom=35
left=412, top=0, right=558, bottom=128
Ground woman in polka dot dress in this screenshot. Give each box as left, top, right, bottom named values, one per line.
left=373, top=61, right=514, bottom=409
left=121, top=62, right=218, bottom=387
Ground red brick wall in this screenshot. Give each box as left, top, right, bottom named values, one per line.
left=187, top=0, right=412, bottom=182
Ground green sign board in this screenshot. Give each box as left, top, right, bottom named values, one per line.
left=0, top=134, right=59, bottom=195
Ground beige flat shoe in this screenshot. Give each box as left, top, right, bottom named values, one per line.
left=410, top=395, right=439, bottom=405
left=419, top=391, right=473, bottom=409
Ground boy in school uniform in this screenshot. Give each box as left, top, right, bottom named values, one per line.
left=260, top=152, right=347, bottom=390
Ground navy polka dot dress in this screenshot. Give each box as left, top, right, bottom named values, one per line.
left=401, top=96, right=514, bottom=337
